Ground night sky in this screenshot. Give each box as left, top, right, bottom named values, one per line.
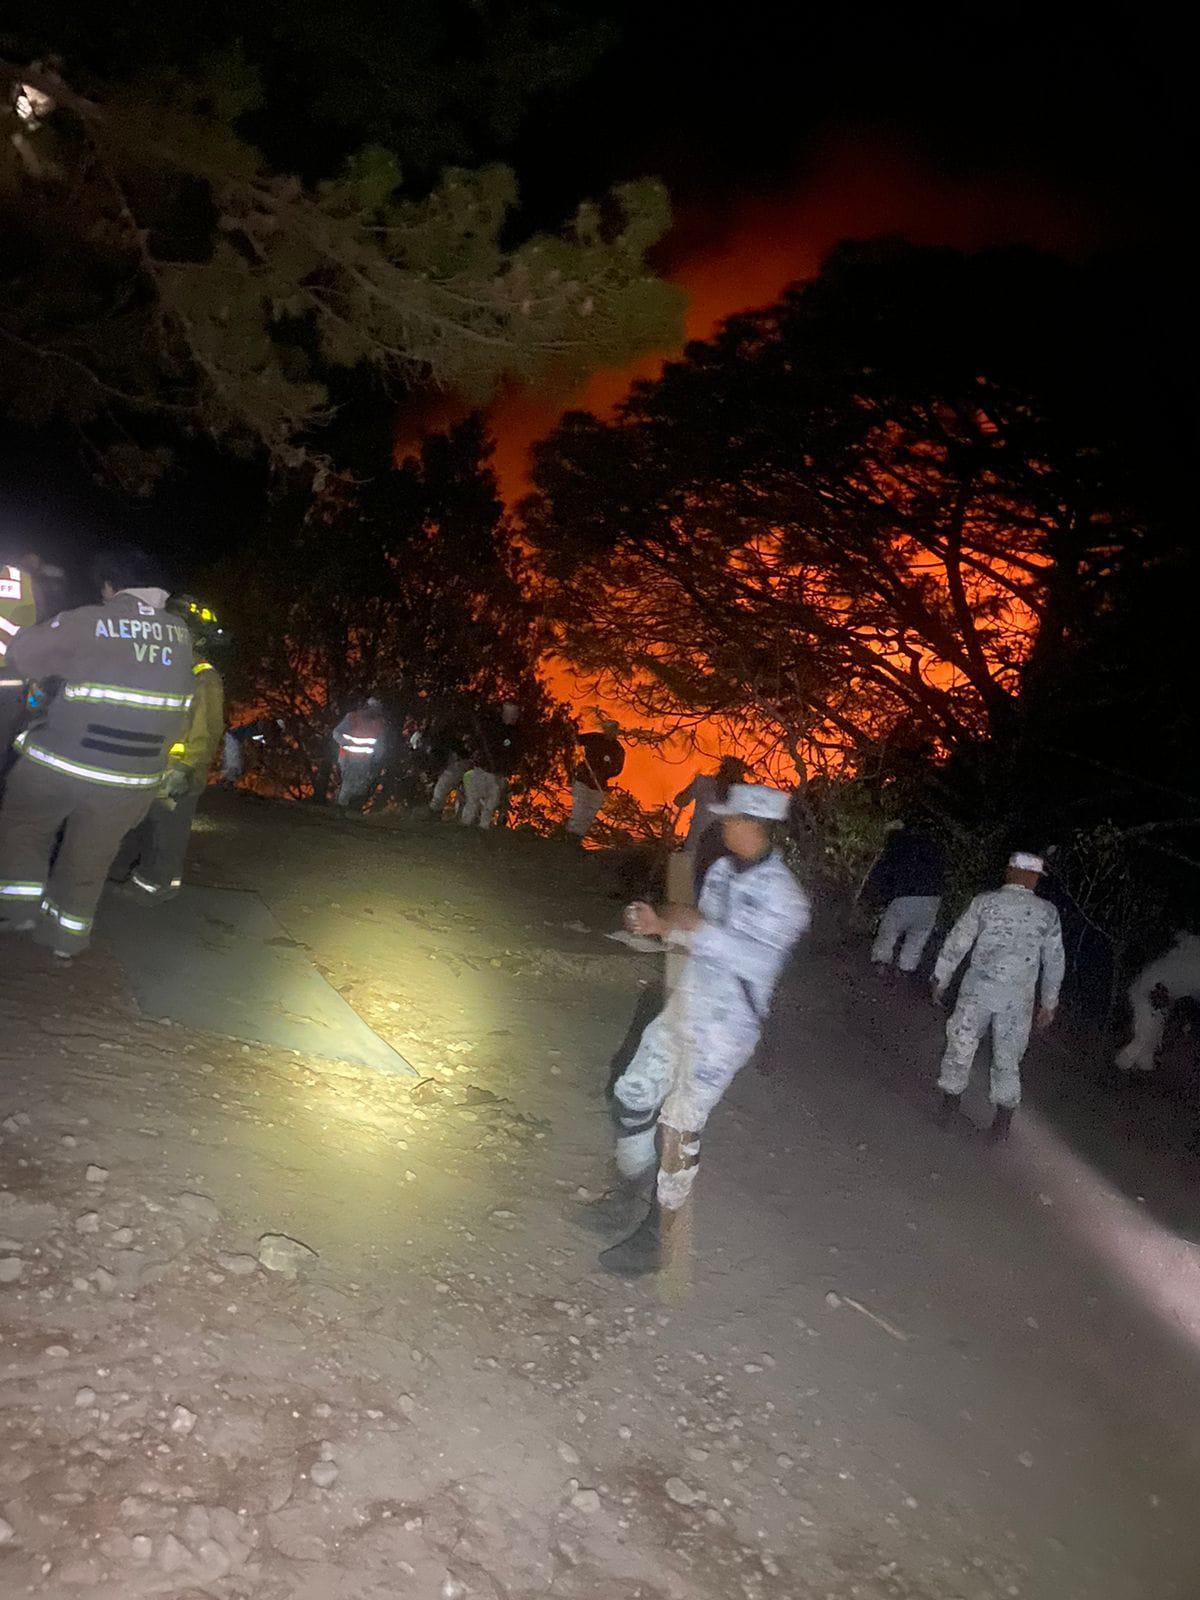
left=0, top=2, right=1187, bottom=571
left=514, top=4, right=1183, bottom=240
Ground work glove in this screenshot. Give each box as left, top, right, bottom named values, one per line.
left=162, top=765, right=192, bottom=800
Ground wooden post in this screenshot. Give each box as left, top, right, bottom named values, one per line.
left=660, top=846, right=694, bottom=1301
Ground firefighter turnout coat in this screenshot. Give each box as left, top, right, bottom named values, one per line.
left=0, top=562, right=37, bottom=685
left=1, top=562, right=38, bottom=757
left=111, top=655, right=226, bottom=900
left=170, top=658, right=225, bottom=793
left=0, top=591, right=194, bottom=952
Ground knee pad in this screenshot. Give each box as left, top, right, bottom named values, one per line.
left=657, top=1163, right=698, bottom=1211
left=611, top=1089, right=659, bottom=1133
left=614, top=1099, right=659, bottom=1180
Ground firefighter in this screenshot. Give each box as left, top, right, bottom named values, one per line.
left=0, top=547, right=193, bottom=959
left=109, top=595, right=226, bottom=901
left=1, top=553, right=40, bottom=769
left=331, top=696, right=387, bottom=810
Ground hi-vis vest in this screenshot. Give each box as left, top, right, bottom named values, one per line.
left=9, top=592, right=194, bottom=789
left=337, top=708, right=384, bottom=762
left=0, top=563, right=37, bottom=687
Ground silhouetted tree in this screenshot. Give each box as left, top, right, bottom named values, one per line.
left=0, top=49, right=680, bottom=490
left=523, top=242, right=1170, bottom=790
left=216, top=417, right=573, bottom=804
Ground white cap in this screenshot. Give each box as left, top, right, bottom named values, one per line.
left=1009, top=851, right=1045, bottom=874
left=709, top=784, right=792, bottom=822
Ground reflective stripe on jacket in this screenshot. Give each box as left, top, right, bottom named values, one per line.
left=335, top=710, right=385, bottom=761
left=0, top=564, right=37, bottom=683
left=9, top=593, right=194, bottom=787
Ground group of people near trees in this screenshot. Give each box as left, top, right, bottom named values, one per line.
left=324, top=692, right=630, bottom=841
left=0, top=534, right=1158, bottom=1289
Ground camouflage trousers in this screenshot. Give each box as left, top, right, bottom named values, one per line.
left=938, top=983, right=1034, bottom=1109
left=612, top=982, right=761, bottom=1210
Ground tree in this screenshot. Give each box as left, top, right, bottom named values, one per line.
left=214, top=416, right=574, bottom=805
left=522, top=242, right=1164, bottom=787
left=0, top=52, right=681, bottom=489
left=8, top=1, right=617, bottom=181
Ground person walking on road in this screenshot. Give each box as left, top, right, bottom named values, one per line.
left=567, top=719, right=625, bottom=844
left=461, top=700, right=523, bottom=829
left=866, top=820, right=947, bottom=976
left=931, top=851, right=1065, bottom=1141
left=593, top=785, right=810, bottom=1279
left=332, top=696, right=387, bottom=810
left=109, top=595, right=226, bottom=900
left=0, top=547, right=193, bottom=959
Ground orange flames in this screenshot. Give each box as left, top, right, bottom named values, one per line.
left=405, top=136, right=1092, bottom=812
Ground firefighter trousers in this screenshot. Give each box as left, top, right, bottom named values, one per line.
left=337, top=763, right=379, bottom=809
left=111, top=789, right=202, bottom=899
left=0, top=758, right=153, bottom=954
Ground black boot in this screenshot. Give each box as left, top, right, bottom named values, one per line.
left=599, top=1199, right=664, bottom=1278
left=989, top=1105, right=1015, bottom=1142
left=576, top=1177, right=653, bottom=1238
left=936, top=1090, right=963, bottom=1126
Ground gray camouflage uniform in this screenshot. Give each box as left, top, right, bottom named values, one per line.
left=612, top=851, right=810, bottom=1210
left=933, top=884, right=1065, bottom=1108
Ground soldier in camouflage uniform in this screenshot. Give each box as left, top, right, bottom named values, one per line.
left=931, top=852, right=1065, bottom=1140
left=591, top=785, right=811, bottom=1278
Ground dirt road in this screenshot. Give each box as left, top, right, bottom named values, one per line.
left=2, top=793, right=1198, bottom=1598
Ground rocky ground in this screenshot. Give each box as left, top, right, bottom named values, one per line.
left=1, top=791, right=1199, bottom=1599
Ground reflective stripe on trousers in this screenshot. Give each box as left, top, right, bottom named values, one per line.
left=0, top=755, right=156, bottom=952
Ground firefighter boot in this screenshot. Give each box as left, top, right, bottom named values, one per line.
left=576, top=1173, right=654, bottom=1237
left=598, top=1198, right=668, bottom=1279
left=989, top=1105, right=1016, bottom=1143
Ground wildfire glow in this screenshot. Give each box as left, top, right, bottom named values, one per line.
left=408, top=136, right=1092, bottom=812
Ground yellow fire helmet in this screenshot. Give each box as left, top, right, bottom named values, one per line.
left=168, top=593, right=227, bottom=659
